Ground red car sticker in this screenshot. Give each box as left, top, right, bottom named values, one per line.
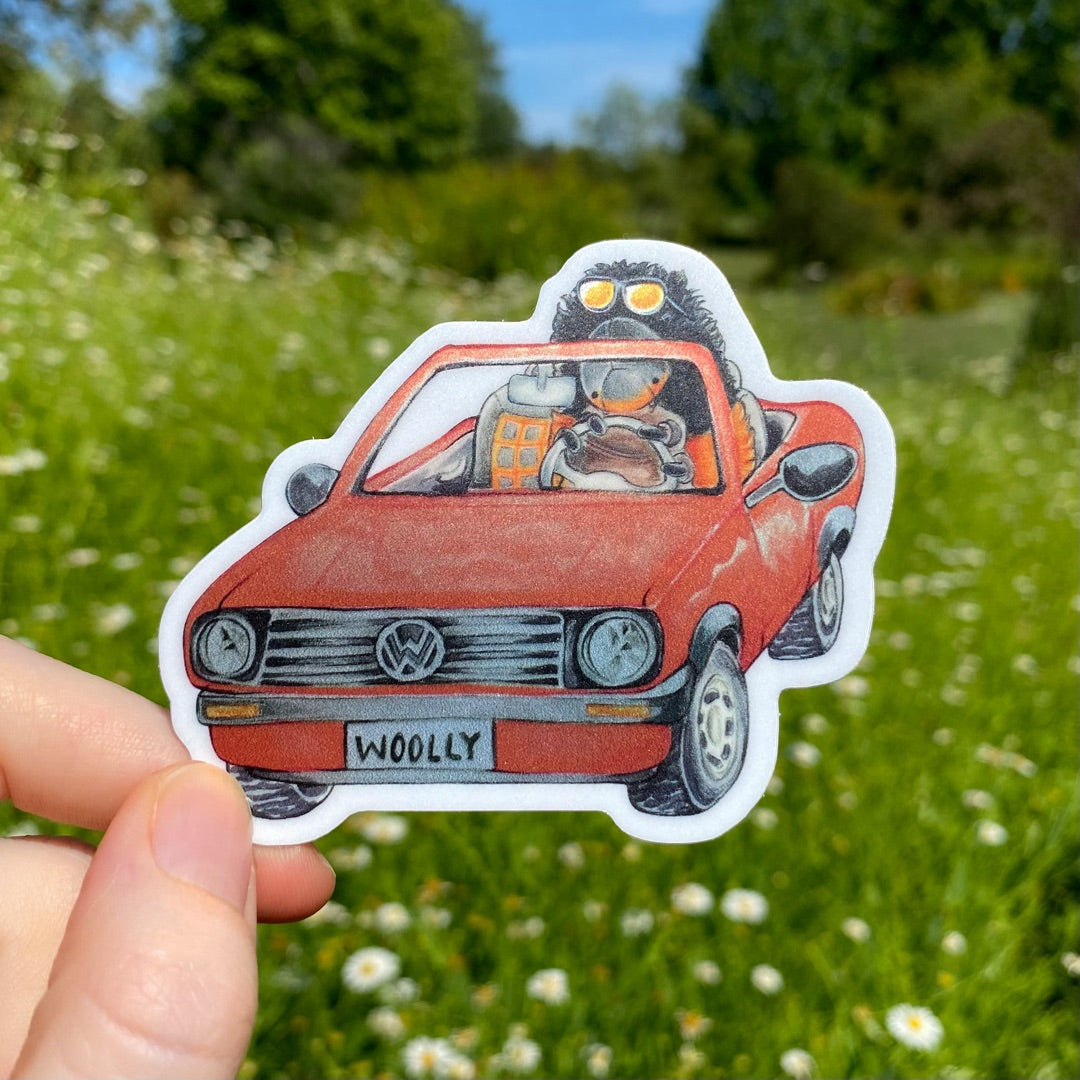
left=160, top=239, right=896, bottom=845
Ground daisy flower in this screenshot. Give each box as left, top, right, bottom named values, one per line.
left=402, top=1036, right=454, bottom=1078
left=780, top=1047, right=815, bottom=1078
left=501, top=1033, right=542, bottom=1073
left=374, top=901, right=412, bottom=933
left=620, top=908, right=655, bottom=936
left=841, top=917, right=871, bottom=943
left=941, top=931, right=967, bottom=956
left=367, top=1006, right=406, bottom=1040
left=885, top=1004, right=944, bottom=1051
left=750, top=964, right=784, bottom=995
left=720, top=888, right=769, bottom=924
left=671, top=882, right=714, bottom=916
left=342, top=947, right=401, bottom=993
left=526, top=968, right=569, bottom=1005
left=975, top=820, right=1008, bottom=846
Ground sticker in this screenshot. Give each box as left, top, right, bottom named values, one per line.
left=160, top=240, right=896, bottom=845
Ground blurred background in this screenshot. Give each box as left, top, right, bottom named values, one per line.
left=0, top=2, right=1077, bottom=1078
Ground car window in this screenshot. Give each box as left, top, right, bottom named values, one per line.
left=360, top=359, right=722, bottom=495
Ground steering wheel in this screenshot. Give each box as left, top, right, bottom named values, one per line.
left=539, top=414, right=694, bottom=492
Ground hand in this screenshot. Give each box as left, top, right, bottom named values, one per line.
left=0, top=637, right=336, bottom=1078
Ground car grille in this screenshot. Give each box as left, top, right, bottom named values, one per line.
left=256, top=608, right=565, bottom=688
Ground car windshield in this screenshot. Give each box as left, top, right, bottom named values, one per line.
left=358, top=358, right=721, bottom=495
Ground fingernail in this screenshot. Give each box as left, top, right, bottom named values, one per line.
left=151, top=764, right=252, bottom=912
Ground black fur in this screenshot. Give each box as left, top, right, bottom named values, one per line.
left=550, top=260, right=737, bottom=402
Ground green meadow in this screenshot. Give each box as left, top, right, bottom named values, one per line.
left=1, top=160, right=1077, bottom=1080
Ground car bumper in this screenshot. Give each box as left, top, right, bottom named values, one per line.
left=198, top=666, right=691, bottom=782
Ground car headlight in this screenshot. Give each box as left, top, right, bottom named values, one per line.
left=193, top=612, right=259, bottom=680
left=575, top=611, right=659, bottom=688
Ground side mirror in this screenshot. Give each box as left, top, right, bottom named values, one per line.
left=745, top=443, right=857, bottom=508
left=286, top=463, right=339, bottom=515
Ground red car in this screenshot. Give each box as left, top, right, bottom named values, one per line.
left=183, top=340, right=863, bottom=822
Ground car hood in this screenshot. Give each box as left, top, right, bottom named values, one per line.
left=212, top=492, right=730, bottom=612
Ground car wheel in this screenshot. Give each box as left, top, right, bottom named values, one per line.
left=228, top=766, right=332, bottom=819
left=627, top=639, right=748, bottom=816
left=768, top=550, right=844, bottom=660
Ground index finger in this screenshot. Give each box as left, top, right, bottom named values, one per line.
left=0, top=637, right=335, bottom=920
left=0, top=636, right=184, bottom=828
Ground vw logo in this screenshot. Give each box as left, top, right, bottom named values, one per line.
left=375, top=619, right=446, bottom=682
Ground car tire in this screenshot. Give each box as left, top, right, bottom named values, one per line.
left=768, top=550, right=844, bottom=660
left=228, top=766, right=332, bottom=819
left=627, top=639, right=749, bottom=816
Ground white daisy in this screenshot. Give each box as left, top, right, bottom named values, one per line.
left=961, top=789, right=994, bottom=810
left=788, top=741, right=821, bottom=768
left=692, top=960, right=722, bottom=985
left=720, top=888, right=769, bottom=924
left=941, top=931, right=967, bottom=956
left=675, top=1009, right=713, bottom=1040
left=557, top=841, right=585, bottom=869
left=620, top=908, right=655, bottom=936
left=671, top=882, right=714, bottom=916
left=975, top=820, right=1008, bottom=846
left=841, top=917, right=871, bottom=943
left=885, top=1004, right=944, bottom=1051
left=780, top=1047, right=815, bottom=1078
left=374, top=901, right=412, bottom=933
left=367, top=1006, right=406, bottom=1040
left=501, top=1033, right=542, bottom=1073
left=355, top=812, right=409, bottom=844
left=584, top=1043, right=613, bottom=1078
left=750, top=964, right=784, bottom=995
left=526, top=968, right=569, bottom=1004
left=402, top=1036, right=454, bottom=1078
left=342, top=947, right=401, bottom=993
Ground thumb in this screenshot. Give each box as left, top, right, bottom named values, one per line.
left=14, top=763, right=257, bottom=1080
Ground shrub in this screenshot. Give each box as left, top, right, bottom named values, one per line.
left=828, top=263, right=980, bottom=316
left=925, top=109, right=1077, bottom=242
left=358, top=158, right=633, bottom=279
left=765, top=159, right=896, bottom=279
left=1014, top=266, right=1080, bottom=384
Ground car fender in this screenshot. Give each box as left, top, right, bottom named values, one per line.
left=688, top=602, right=742, bottom=671
left=817, top=505, right=856, bottom=569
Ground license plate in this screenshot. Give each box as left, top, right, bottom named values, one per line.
left=346, top=719, right=494, bottom=771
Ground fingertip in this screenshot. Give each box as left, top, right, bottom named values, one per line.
left=253, top=843, right=336, bottom=923
left=151, top=763, right=253, bottom=914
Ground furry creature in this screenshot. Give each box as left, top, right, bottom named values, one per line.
left=550, top=259, right=739, bottom=403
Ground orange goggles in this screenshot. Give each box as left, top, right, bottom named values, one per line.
left=577, top=277, right=684, bottom=317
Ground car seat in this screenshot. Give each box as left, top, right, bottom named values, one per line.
left=471, top=386, right=556, bottom=489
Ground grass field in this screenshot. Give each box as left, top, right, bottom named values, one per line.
left=1, top=159, right=1078, bottom=1080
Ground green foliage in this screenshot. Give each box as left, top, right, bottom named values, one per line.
left=925, top=109, right=1078, bottom=241
left=766, top=159, right=897, bottom=277
left=200, top=114, right=362, bottom=230
left=1016, top=267, right=1080, bottom=382
left=358, top=158, right=633, bottom=281
left=155, top=0, right=517, bottom=226
left=687, top=0, right=1079, bottom=218
left=828, top=264, right=981, bottom=317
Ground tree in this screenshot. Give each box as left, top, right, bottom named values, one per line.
left=686, top=0, right=1078, bottom=195
left=156, top=0, right=516, bottom=179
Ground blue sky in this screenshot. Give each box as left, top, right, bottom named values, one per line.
left=463, top=0, right=714, bottom=142
left=104, top=0, right=714, bottom=144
